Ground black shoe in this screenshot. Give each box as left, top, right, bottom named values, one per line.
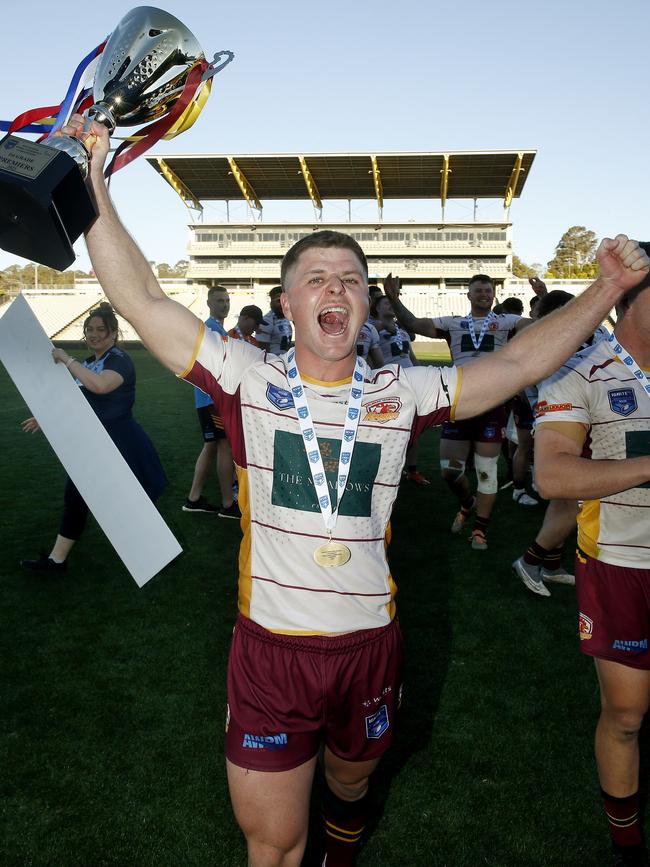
left=20, top=554, right=67, bottom=574
left=218, top=501, right=242, bottom=520
left=182, top=496, right=219, bottom=513
left=612, top=843, right=649, bottom=867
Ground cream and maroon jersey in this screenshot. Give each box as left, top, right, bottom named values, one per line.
left=182, top=325, right=460, bottom=635
left=431, top=313, right=521, bottom=367
left=356, top=320, right=380, bottom=361
left=537, top=339, right=650, bottom=569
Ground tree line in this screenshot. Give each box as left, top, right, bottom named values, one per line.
left=513, top=226, right=600, bottom=279
left=0, top=260, right=189, bottom=297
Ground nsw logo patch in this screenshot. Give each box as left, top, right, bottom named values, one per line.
left=266, top=383, right=294, bottom=411
left=608, top=388, right=638, bottom=417
left=365, top=704, right=390, bottom=739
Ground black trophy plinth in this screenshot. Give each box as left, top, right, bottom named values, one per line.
left=0, top=135, right=97, bottom=271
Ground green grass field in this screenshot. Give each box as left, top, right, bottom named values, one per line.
left=1, top=348, right=646, bottom=866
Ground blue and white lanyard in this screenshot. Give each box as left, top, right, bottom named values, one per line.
left=286, top=351, right=365, bottom=534
left=467, top=312, right=496, bottom=350
left=608, top=332, right=650, bottom=400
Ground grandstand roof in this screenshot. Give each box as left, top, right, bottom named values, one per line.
left=146, top=150, right=536, bottom=211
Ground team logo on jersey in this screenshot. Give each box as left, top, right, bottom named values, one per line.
left=612, top=638, right=648, bottom=653
left=460, top=320, right=469, bottom=330
left=579, top=612, right=593, bottom=641
left=607, top=388, right=638, bottom=417
left=488, top=321, right=499, bottom=331
left=266, top=383, right=294, bottom=411
left=362, top=397, right=402, bottom=424
left=365, top=705, right=390, bottom=739
left=241, top=733, right=288, bottom=751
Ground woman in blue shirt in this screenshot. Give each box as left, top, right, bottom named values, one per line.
left=20, top=303, right=167, bottom=573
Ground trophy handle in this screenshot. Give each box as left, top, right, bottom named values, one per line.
left=202, top=51, right=235, bottom=82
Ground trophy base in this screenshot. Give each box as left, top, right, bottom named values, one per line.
left=0, top=135, right=97, bottom=271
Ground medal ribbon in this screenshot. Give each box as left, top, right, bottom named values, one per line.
left=607, top=332, right=650, bottom=401
left=285, top=351, right=365, bottom=535
left=2, top=41, right=106, bottom=136
left=467, top=311, right=496, bottom=351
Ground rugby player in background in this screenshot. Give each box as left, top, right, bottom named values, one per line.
left=535, top=259, right=650, bottom=867
left=385, top=274, right=534, bottom=549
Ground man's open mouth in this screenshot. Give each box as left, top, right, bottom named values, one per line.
left=317, top=306, right=349, bottom=336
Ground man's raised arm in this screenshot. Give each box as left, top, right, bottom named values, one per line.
left=383, top=274, right=440, bottom=338
left=456, top=236, right=650, bottom=419
left=62, top=116, right=201, bottom=375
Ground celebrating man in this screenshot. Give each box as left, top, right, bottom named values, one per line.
left=62, top=113, right=648, bottom=867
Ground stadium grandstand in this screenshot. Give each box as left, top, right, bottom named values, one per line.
left=0, top=149, right=592, bottom=338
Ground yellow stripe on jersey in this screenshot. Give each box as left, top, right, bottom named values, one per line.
left=450, top=365, right=462, bottom=421
left=577, top=499, right=601, bottom=561
left=384, top=521, right=397, bottom=620
left=177, top=321, right=205, bottom=379
left=301, top=372, right=353, bottom=387
left=236, top=466, right=253, bottom=619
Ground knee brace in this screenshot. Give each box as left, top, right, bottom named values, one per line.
left=440, top=458, right=466, bottom=482
left=474, top=453, right=499, bottom=494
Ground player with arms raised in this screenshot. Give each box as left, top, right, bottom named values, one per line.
left=62, top=113, right=648, bottom=867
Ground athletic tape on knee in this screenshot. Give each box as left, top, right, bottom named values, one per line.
left=440, top=458, right=466, bottom=481
left=474, top=454, right=499, bottom=494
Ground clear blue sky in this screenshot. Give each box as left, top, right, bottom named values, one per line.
left=1, top=0, right=648, bottom=274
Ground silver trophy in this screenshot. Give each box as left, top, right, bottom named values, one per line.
left=47, top=6, right=207, bottom=178
left=0, top=6, right=233, bottom=269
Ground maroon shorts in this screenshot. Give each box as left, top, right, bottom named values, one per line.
left=197, top=404, right=226, bottom=442
left=441, top=405, right=506, bottom=444
left=575, top=550, right=650, bottom=669
left=225, top=615, right=404, bottom=771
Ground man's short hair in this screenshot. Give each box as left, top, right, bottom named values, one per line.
left=269, top=285, right=283, bottom=298
left=281, top=230, right=368, bottom=290
left=368, top=284, right=383, bottom=299
left=536, top=290, right=574, bottom=319
left=502, top=297, right=524, bottom=315
left=207, top=284, right=228, bottom=297
left=468, top=274, right=493, bottom=288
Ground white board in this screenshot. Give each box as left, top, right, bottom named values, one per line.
left=0, top=294, right=182, bottom=586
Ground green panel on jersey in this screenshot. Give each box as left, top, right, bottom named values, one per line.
left=625, top=430, right=650, bottom=489
left=271, top=430, right=380, bottom=516
left=460, top=333, right=495, bottom=353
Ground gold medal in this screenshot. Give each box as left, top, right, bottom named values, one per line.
left=313, top=540, right=351, bottom=568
